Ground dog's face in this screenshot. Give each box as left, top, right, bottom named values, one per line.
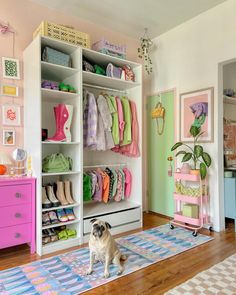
left=90, top=219, right=111, bottom=238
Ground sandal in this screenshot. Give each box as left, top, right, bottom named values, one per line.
left=64, top=208, right=76, bottom=221
left=48, top=211, right=59, bottom=224
left=57, top=209, right=69, bottom=222
left=58, top=229, right=68, bottom=240
left=42, top=212, right=51, bottom=226
left=67, top=85, right=76, bottom=93
left=42, top=229, right=51, bottom=244
left=45, top=228, right=58, bottom=242
left=66, top=229, right=77, bottom=239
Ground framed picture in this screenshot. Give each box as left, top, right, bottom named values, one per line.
left=2, top=130, right=15, bottom=146
left=2, top=57, right=20, bottom=79
left=180, top=87, right=214, bottom=142
left=2, top=104, right=21, bottom=126
left=1, top=85, right=18, bottom=97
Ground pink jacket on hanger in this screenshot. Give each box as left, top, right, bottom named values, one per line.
left=123, top=168, right=132, bottom=198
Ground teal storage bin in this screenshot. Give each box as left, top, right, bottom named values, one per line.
left=42, top=46, right=72, bottom=67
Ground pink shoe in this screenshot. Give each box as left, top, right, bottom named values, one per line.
left=47, top=104, right=73, bottom=142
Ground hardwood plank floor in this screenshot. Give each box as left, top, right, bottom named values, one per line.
left=0, top=213, right=236, bottom=295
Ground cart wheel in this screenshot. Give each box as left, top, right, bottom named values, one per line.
left=170, top=224, right=174, bottom=230
left=192, top=231, right=198, bottom=237
left=209, top=226, right=214, bottom=232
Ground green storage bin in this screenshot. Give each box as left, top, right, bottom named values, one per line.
left=183, top=203, right=199, bottom=218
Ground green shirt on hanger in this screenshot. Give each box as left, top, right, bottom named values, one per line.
left=121, top=96, right=132, bottom=146
left=106, top=95, right=120, bottom=145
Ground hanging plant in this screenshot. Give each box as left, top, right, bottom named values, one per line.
left=138, top=28, right=153, bottom=74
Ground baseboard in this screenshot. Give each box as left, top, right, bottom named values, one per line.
left=147, top=211, right=172, bottom=220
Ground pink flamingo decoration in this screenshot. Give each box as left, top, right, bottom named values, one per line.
left=0, top=20, right=14, bottom=34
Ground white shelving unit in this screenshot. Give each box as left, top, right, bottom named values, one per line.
left=82, top=48, right=143, bottom=242
left=24, top=36, right=83, bottom=255
left=24, top=36, right=143, bottom=255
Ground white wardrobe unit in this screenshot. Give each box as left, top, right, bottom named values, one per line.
left=24, top=36, right=142, bottom=255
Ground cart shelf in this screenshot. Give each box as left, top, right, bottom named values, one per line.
left=174, top=172, right=200, bottom=182
left=174, top=193, right=208, bottom=205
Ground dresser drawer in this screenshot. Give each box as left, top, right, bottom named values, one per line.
left=84, top=207, right=141, bottom=234
left=0, top=204, right=32, bottom=228
left=0, top=223, right=31, bottom=249
left=0, top=184, right=32, bottom=207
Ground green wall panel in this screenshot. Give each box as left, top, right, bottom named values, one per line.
left=147, top=91, right=175, bottom=217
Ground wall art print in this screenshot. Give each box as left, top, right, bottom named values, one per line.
left=2, top=57, right=20, bottom=79
left=180, top=87, right=214, bottom=142
left=2, top=129, right=15, bottom=146
left=2, top=104, right=21, bottom=126
left=1, top=84, right=18, bottom=97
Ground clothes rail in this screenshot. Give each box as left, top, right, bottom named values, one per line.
left=84, top=163, right=127, bottom=169
left=83, top=83, right=127, bottom=94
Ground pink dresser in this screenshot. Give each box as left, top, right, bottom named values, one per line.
left=0, top=177, right=36, bottom=254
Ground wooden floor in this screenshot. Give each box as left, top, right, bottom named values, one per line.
left=1, top=213, right=236, bottom=295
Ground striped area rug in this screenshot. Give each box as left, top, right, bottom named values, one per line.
left=0, top=224, right=213, bottom=295
left=165, top=253, right=236, bottom=295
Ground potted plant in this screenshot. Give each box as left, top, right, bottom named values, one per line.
left=171, top=126, right=212, bottom=179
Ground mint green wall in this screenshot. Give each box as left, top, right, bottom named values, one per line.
left=147, top=91, right=175, bottom=217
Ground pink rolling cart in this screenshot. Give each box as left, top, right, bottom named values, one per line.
left=170, top=172, right=213, bottom=236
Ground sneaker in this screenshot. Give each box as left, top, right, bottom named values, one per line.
left=42, top=212, right=51, bottom=226
left=64, top=208, right=76, bottom=221
left=48, top=211, right=59, bottom=224
left=57, top=209, right=69, bottom=222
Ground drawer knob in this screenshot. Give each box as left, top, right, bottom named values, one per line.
left=15, top=193, right=21, bottom=198
left=15, top=213, right=21, bottom=218
left=15, top=233, right=21, bottom=238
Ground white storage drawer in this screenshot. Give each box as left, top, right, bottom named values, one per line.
left=83, top=207, right=141, bottom=234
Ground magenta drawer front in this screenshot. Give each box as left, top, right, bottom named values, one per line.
left=0, top=184, right=31, bottom=207
left=0, top=223, right=31, bottom=249
left=0, top=204, right=31, bottom=228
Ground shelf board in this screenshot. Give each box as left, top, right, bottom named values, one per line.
left=83, top=47, right=140, bottom=68
left=42, top=218, right=79, bottom=230
left=41, top=88, right=78, bottom=102
left=83, top=71, right=140, bottom=91
left=42, top=141, right=80, bottom=145
left=83, top=201, right=140, bottom=219
left=173, top=193, right=208, bottom=205
left=174, top=172, right=200, bottom=182
left=42, top=203, right=80, bottom=212
left=223, top=95, right=236, bottom=105
left=42, top=171, right=80, bottom=177
left=41, top=61, right=78, bottom=81
left=42, top=237, right=80, bottom=251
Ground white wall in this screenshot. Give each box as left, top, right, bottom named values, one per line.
left=145, top=0, right=236, bottom=231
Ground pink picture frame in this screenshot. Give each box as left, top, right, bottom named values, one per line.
left=180, top=87, right=214, bottom=142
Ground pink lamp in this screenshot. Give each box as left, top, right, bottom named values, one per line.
left=0, top=151, right=12, bottom=175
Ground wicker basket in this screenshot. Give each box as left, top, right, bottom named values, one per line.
left=33, top=21, right=90, bottom=49
left=175, top=181, right=208, bottom=197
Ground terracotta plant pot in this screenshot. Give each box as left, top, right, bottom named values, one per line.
left=190, top=169, right=200, bottom=175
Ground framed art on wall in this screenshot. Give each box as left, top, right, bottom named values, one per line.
left=1, top=85, right=19, bottom=97
left=2, top=130, right=15, bottom=146
left=180, top=87, right=214, bottom=142
left=2, top=104, right=21, bottom=126
left=2, top=57, right=20, bottom=79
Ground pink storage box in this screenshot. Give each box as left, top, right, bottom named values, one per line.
left=92, top=38, right=126, bottom=59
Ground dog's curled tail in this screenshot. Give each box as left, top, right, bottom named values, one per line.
left=120, top=254, right=127, bottom=261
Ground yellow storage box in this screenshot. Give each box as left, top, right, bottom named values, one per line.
left=33, top=21, right=90, bottom=49
left=183, top=204, right=199, bottom=219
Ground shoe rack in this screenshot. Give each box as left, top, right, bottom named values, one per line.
left=24, top=36, right=83, bottom=255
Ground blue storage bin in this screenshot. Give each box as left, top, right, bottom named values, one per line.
left=42, top=46, right=72, bottom=67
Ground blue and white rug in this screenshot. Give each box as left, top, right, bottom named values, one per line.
left=0, top=224, right=213, bottom=294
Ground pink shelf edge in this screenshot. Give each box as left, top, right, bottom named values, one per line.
left=174, top=211, right=207, bottom=226
left=173, top=193, right=208, bottom=204
left=174, top=172, right=200, bottom=181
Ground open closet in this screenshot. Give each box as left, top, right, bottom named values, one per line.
left=24, top=36, right=142, bottom=255
left=223, top=61, right=236, bottom=229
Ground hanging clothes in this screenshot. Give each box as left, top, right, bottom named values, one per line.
left=121, top=96, right=132, bottom=146
left=97, top=94, right=115, bottom=150
left=93, top=171, right=103, bottom=202
left=123, top=168, right=132, bottom=198
left=83, top=91, right=98, bottom=148
left=97, top=168, right=110, bottom=203
left=83, top=173, right=92, bottom=201
left=116, top=96, right=125, bottom=143
left=106, top=95, right=120, bottom=145
left=105, top=167, right=115, bottom=201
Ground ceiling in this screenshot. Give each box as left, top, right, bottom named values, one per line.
left=31, top=0, right=226, bottom=39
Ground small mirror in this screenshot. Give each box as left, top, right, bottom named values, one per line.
left=12, top=148, right=27, bottom=162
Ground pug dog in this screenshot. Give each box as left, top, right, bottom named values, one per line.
left=86, top=219, right=126, bottom=278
